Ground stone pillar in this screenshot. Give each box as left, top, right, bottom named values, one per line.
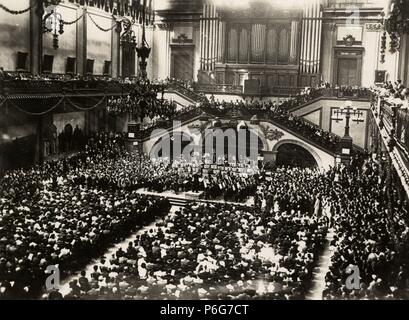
left=111, top=20, right=121, bottom=78
left=76, top=7, right=87, bottom=75
left=30, top=0, right=43, bottom=74
left=289, top=20, right=299, bottom=64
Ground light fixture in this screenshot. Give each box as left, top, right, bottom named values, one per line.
left=42, top=6, right=64, bottom=50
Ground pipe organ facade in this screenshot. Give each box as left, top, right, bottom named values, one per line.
left=202, top=2, right=304, bottom=93
left=299, top=0, right=322, bottom=86
left=200, top=3, right=219, bottom=71
left=156, top=0, right=385, bottom=93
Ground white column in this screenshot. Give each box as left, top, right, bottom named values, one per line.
left=200, top=9, right=204, bottom=70
left=316, top=4, right=323, bottom=74
left=290, top=21, right=298, bottom=64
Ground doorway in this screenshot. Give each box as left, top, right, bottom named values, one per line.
left=276, top=143, right=318, bottom=168
left=333, top=47, right=363, bottom=87
left=171, top=47, right=194, bottom=81
left=337, top=58, right=358, bottom=86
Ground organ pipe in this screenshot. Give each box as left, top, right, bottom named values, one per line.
left=300, top=0, right=322, bottom=74
left=200, top=10, right=204, bottom=70
left=199, top=3, right=220, bottom=71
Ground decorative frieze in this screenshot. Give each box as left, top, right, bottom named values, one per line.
left=366, top=23, right=383, bottom=32
left=156, top=23, right=172, bottom=31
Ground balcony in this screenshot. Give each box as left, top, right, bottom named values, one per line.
left=0, top=76, right=135, bottom=99
left=371, top=88, right=409, bottom=196
left=194, top=83, right=371, bottom=99
left=325, top=0, right=385, bottom=9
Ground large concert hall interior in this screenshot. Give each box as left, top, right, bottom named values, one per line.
left=0, top=0, right=409, bottom=301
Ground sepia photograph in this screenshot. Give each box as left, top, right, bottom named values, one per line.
left=0, top=0, right=409, bottom=309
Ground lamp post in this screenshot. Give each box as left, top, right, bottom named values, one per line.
left=331, top=100, right=365, bottom=166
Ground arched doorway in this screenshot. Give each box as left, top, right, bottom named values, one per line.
left=202, top=125, right=264, bottom=163
left=150, top=132, right=195, bottom=161
left=276, top=143, right=318, bottom=168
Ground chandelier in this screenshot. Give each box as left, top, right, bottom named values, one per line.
left=107, top=0, right=168, bottom=120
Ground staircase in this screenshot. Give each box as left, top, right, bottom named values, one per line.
left=165, top=81, right=203, bottom=108
left=168, top=196, right=189, bottom=207
left=141, top=106, right=337, bottom=158
left=136, top=189, right=190, bottom=207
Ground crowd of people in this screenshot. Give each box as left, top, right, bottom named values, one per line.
left=0, top=133, right=171, bottom=299
left=59, top=202, right=328, bottom=300
left=52, top=151, right=409, bottom=300
left=372, top=80, right=409, bottom=154
left=373, top=80, right=409, bottom=107
left=2, top=126, right=409, bottom=300
left=322, top=159, right=409, bottom=299
left=67, top=152, right=258, bottom=204
left=2, top=72, right=409, bottom=300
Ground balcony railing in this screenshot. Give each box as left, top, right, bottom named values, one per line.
left=0, top=77, right=135, bottom=97
left=194, top=83, right=371, bottom=100
left=380, top=99, right=409, bottom=157
left=166, top=80, right=204, bottom=103
left=371, top=89, right=409, bottom=197
left=195, top=84, right=244, bottom=95
left=318, top=87, right=372, bottom=100
left=140, top=102, right=341, bottom=154
left=325, top=0, right=383, bottom=9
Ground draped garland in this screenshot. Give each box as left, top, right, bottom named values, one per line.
left=0, top=0, right=38, bottom=14
left=62, top=13, right=84, bottom=25
left=66, top=0, right=155, bottom=24
left=0, top=0, right=155, bottom=24
left=87, top=12, right=117, bottom=32
left=2, top=95, right=108, bottom=115
left=385, top=0, right=409, bottom=52
left=66, top=96, right=107, bottom=110
left=7, top=97, right=66, bottom=116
